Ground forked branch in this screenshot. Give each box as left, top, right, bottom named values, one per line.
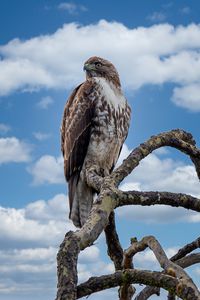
left=56, top=129, right=200, bottom=300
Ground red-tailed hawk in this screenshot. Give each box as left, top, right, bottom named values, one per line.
left=61, top=56, right=131, bottom=227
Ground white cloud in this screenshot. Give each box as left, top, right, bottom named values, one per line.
left=1, top=21, right=200, bottom=111
left=0, top=193, right=75, bottom=248
left=58, top=2, right=87, bottom=14
left=120, top=181, right=141, bottom=191
left=25, top=193, right=68, bottom=221
left=117, top=144, right=200, bottom=223
left=117, top=204, right=196, bottom=224
left=79, top=246, right=100, bottom=264
left=3, top=247, right=57, bottom=262
left=0, top=198, right=72, bottom=249
left=119, top=145, right=200, bottom=196
left=0, top=191, right=198, bottom=300
left=28, top=155, right=64, bottom=185
left=0, top=58, right=54, bottom=95
left=172, top=83, right=200, bottom=111
left=36, top=96, right=54, bottom=109
left=0, top=137, right=31, bottom=164
left=0, top=193, right=114, bottom=299
left=0, top=123, right=11, bottom=135
left=33, top=131, right=51, bottom=141
left=28, top=144, right=200, bottom=224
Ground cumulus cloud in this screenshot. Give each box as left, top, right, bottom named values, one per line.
left=0, top=194, right=73, bottom=248
left=0, top=193, right=69, bottom=250
left=28, top=155, right=64, bottom=185
left=172, top=83, right=200, bottom=111
left=36, top=96, right=54, bottom=109
left=117, top=144, right=200, bottom=223
left=0, top=193, right=71, bottom=298
left=1, top=21, right=200, bottom=110
left=117, top=204, right=198, bottom=224
left=0, top=192, right=115, bottom=299
left=0, top=137, right=31, bottom=164
left=119, top=144, right=200, bottom=196
left=0, top=190, right=198, bottom=299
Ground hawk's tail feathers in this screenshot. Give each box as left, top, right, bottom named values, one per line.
left=69, top=177, right=94, bottom=228
left=68, top=173, right=79, bottom=219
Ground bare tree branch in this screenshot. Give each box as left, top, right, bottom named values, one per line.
left=135, top=238, right=200, bottom=300
left=177, top=253, right=200, bottom=268
left=111, top=129, right=200, bottom=186
left=56, top=129, right=200, bottom=300
left=171, top=237, right=200, bottom=262
left=122, top=236, right=199, bottom=297
left=135, top=254, right=200, bottom=300
left=77, top=268, right=198, bottom=299
left=115, top=190, right=200, bottom=213
left=134, top=286, right=160, bottom=300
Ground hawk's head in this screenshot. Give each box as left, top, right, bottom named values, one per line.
left=83, top=56, right=121, bottom=88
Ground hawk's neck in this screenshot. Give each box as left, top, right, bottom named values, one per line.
left=94, top=77, right=126, bottom=108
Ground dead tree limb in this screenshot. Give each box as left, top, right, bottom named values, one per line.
left=110, top=129, right=200, bottom=186
left=56, top=129, right=200, bottom=300
left=135, top=236, right=200, bottom=299
left=115, top=190, right=200, bottom=212
left=171, top=237, right=200, bottom=262
left=123, top=235, right=200, bottom=299
left=76, top=268, right=198, bottom=299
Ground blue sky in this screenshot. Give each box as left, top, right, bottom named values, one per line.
left=0, top=1, right=200, bottom=299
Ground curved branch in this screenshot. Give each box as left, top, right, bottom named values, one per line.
left=171, top=237, right=200, bottom=262
left=134, top=286, right=160, bottom=300
left=115, top=190, right=200, bottom=213
left=77, top=268, right=198, bottom=299
left=177, top=253, right=200, bottom=269
left=111, top=129, right=200, bottom=186
left=134, top=252, right=200, bottom=300
left=123, top=236, right=199, bottom=297
left=135, top=254, right=200, bottom=300
left=56, top=129, right=200, bottom=300
left=135, top=237, right=200, bottom=300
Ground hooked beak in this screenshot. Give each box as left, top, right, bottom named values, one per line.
left=83, top=63, right=95, bottom=72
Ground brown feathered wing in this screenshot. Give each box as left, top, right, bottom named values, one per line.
left=61, top=82, right=95, bottom=221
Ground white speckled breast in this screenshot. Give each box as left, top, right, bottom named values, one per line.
left=82, top=77, right=131, bottom=176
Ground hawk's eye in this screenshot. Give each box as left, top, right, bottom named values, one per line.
left=94, top=62, right=102, bottom=68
